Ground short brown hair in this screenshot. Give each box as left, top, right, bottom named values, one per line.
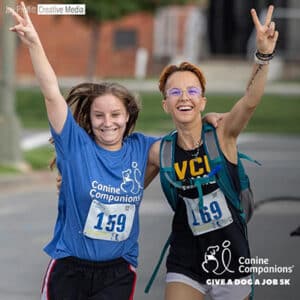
left=158, top=61, right=206, bottom=96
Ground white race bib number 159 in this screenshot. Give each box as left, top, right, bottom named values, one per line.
left=83, top=200, right=135, bottom=242
left=183, top=188, right=233, bottom=236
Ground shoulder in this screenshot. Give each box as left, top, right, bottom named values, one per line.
left=126, top=132, right=160, bottom=145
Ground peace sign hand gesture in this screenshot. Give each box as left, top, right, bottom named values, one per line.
left=251, top=5, right=279, bottom=55
left=7, top=1, right=40, bottom=48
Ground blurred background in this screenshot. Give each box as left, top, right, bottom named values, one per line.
left=2, top=0, right=300, bottom=80
left=0, top=1, right=299, bottom=300
left=1, top=0, right=300, bottom=170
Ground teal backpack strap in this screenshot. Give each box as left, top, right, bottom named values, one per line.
left=160, top=131, right=181, bottom=210
left=144, top=234, right=172, bottom=293
left=202, top=124, right=245, bottom=219
left=250, top=272, right=255, bottom=300
left=239, top=152, right=261, bottom=166
left=191, top=168, right=220, bottom=210
left=145, top=132, right=178, bottom=294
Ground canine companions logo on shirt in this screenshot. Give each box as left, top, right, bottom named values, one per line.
left=120, top=162, right=143, bottom=194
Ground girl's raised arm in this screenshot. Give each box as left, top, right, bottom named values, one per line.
left=8, top=1, right=67, bottom=133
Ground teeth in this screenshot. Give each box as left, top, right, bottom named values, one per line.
left=101, top=128, right=116, bottom=132
left=178, top=106, right=192, bottom=111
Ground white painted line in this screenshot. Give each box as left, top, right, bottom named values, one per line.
left=21, top=131, right=50, bottom=150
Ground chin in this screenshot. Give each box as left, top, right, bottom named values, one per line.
left=173, top=115, right=193, bottom=123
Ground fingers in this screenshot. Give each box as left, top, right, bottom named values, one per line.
left=20, top=1, right=32, bottom=24
left=7, top=2, right=32, bottom=26
left=6, top=6, right=24, bottom=24
left=250, top=8, right=260, bottom=28
left=264, top=5, right=274, bottom=27
left=10, top=23, right=25, bottom=32
left=273, top=30, right=279, bottom=44
left=267, top=21, right=275, bottom=37
left=251, top=5, right=274, bottom=29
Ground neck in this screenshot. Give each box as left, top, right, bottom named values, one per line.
left=176, top=121, right=203, bottom=150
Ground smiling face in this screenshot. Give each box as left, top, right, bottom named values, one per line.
left=90, top=94, right=129, bottom=150
left=162, top=71, right=207, bottom=126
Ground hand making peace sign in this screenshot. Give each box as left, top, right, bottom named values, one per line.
left=7, top=1, right=40, bottom=48
left=251, top=5, right=279, bottom=55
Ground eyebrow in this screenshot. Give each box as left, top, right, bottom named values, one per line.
left=93, top=108, right=123, bottom=113
left=167, top=86, right=202, bottom=91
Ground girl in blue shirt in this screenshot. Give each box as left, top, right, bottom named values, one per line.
left=8, top=3, right=158, bottom=299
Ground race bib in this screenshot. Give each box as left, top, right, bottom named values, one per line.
left=183, top=188, right=233, bottom=236
left=83, top=200, right=136, bottom=242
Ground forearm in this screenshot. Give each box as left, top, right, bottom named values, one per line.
left=28, top=41, right=61, bottom=101
left=244, top=62, right=269, bottom=108
left=223, top=61, right=270, bottom=138
left=29, top=40, right=67, bottom=133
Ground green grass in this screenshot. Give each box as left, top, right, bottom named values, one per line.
left=205, top=94, right=300, bottom=134
left=23, top=145, right=55, bottom=170
left=16, top=89, right=300, bottom=134
left=16, top=89, right=48, bottom=128
left=0, top=145, right=55, bottom=174
left=0, top=165, right=20, bottom=174
left=135, top=92, right=300, bottom=134
left=5, top=88, right=298, bottom=173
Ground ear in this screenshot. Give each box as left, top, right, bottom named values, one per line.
left=200, top=96, right=207, bottom=112
left=162, top=99, right=169, bottom=113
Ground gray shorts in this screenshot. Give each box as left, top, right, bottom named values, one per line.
left=166, top=272, right=251, bottom=300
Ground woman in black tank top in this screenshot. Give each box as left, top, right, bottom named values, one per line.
left=158, top=5, right=278, bottom=300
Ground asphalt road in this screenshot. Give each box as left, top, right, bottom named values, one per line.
left=0, top=134, right=299, bottom=300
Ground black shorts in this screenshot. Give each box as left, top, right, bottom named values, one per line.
left=41, top=256, right=137, bottom=300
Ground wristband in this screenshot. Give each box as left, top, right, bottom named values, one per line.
left=254, top=50, right=275, bottom=65
left=256, top=50, right=275, bottom=59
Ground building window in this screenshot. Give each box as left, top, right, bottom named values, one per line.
left=114, top=29, right=137, bottom=50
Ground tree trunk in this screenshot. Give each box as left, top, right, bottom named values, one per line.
left=87, top=21, right=101, bottom=80
left=0, top=0, right=22, bottom=166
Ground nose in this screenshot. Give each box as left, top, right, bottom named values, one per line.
left=103, top=116, right=112, bottom=127
left=180, top=89, right=189, bottom=100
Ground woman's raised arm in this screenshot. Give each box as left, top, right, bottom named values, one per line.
left=8, top=1, right=67, bottom=133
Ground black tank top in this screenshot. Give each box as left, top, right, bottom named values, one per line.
left=168, top=142, right=251, bottom=282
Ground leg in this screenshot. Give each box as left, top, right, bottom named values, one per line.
left=89, top=261, right=137, bottom=300
left=165, top=282, right=205, bottom=300
left=209, top=276, right=252, bottom=300
left=41, top=258, right=88, bottom=300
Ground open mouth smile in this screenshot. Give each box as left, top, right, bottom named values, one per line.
left=177, top=105, right=193, bottom=111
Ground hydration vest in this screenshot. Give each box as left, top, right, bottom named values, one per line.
left=145, top=123, right=260, bottom=294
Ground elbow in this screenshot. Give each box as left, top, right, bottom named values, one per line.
left=43, top=87, right=62, bottom=103
left=242, top=94, right=261, bottom=111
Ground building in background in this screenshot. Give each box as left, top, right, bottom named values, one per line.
left=1, top=0, right=299, bottom=80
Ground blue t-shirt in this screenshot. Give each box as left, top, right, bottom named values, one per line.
left=44, top=109, right=157, bottom=267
